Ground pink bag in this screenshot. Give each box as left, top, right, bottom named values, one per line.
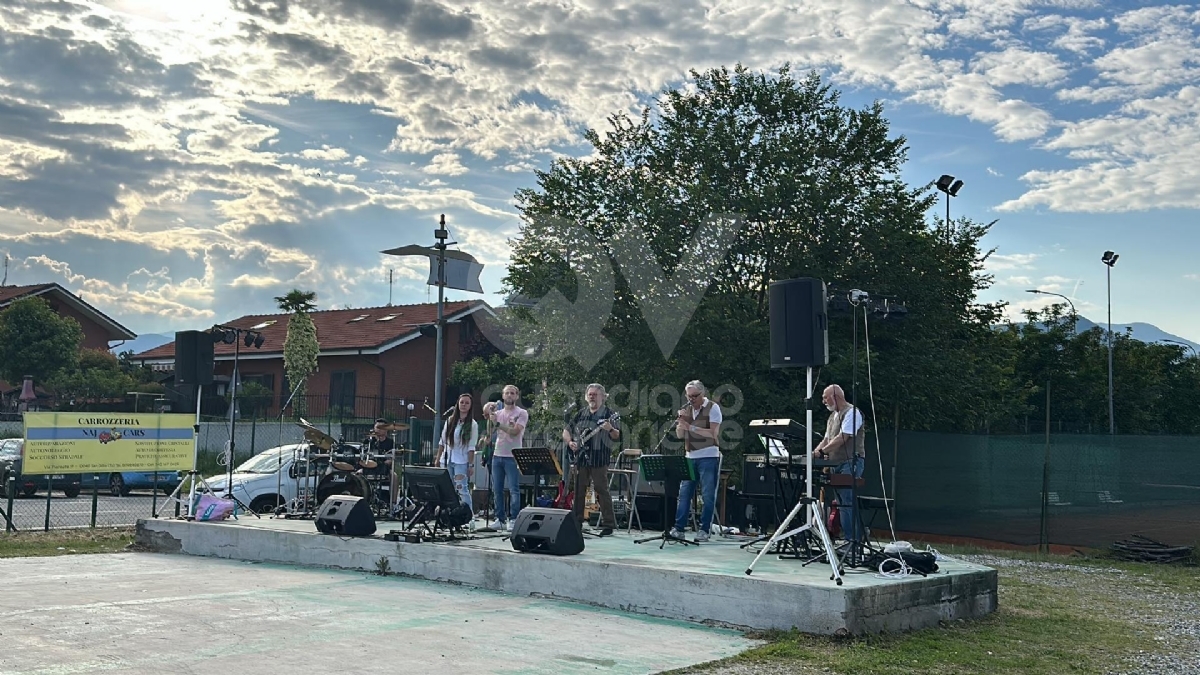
left=193, top=494, right=235, bottom=521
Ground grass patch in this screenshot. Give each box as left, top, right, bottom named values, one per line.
left=676, top=548, right=1190, bottom=675
left=0, top=527, right=136, bottom=558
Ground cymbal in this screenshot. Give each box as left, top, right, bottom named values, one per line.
left=303, top=428, right=334, bottom=451
left=378, top=422, right=410, bottom=431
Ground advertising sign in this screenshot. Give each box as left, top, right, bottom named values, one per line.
left=22, top=413, right=195, bottom=474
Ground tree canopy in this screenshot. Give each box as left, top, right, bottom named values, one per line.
left=453, top=64, right=1196, bottom=445
left=278, top=289, right=319, bottom=417
left=0, top=296, right=84, bottom=386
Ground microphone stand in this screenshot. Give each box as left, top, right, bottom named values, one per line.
left=276, top=381, right=305, bottom=516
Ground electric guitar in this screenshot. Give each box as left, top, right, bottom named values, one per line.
left=553, top=412, right=620, bottom=509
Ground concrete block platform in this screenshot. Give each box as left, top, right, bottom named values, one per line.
left=137, top=516, right=997, bottom=635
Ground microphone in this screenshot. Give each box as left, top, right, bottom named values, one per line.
left=442, top=405, right=455, bottom=417
left=562, top=401, right=577, bottom=415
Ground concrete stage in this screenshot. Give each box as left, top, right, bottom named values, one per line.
left=137, top=516, right=997, bottom=635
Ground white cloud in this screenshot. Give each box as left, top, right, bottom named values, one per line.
left=422, top=152, right=469, bottom=176
left=299, top=146, right=350, bottom=161
left=1186, top=274, right=1200, bottom=282
left=986, top=252, right=1040, bottom=271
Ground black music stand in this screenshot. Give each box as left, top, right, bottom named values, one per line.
left=512, top=446, right=561, bottom=507
left=634, top=455, right=698, bottom=548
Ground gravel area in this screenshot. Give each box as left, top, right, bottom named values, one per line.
left=958, top=553, right=1200, bottom=675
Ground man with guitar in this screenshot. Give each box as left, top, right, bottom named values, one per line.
left=561, top=383, right=621, bottom=536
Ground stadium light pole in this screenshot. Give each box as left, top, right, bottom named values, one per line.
left=1101, top=251, right=1119, bottom=435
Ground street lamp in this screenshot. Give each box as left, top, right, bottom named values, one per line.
left=1026, top=288, right=1076, bottom=554
left=1101, top=251, right=1119, bottom=435
left=1025, top=289, right=1078, bottom=332
left=936, top=174, right=964, bottom=225
left=1160, top=338, right=1199, bottom=358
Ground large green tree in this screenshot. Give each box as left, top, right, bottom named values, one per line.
left=0, top=296, right=84, bottom=385
left=49, top=349, right=139, bottom=410
left=456, top=64, right=1019, bottom=448
left=276, top=289, right=319, bottom=417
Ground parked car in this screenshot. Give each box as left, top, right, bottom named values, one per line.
left=80, top=470, right=183, bottom=496
left=0, top=438, right=82, bottom=498
left=203, top=443, right=364, bottom=513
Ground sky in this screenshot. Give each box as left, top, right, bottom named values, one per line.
left=0, top=0, right=1197, bottom=344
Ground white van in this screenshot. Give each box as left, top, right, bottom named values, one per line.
left=203, top=444, right=332, bottom=513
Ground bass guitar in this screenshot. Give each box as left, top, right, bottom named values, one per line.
left=553, top=412, right=620, bottom=510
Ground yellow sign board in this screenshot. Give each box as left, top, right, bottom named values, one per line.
left=22, top=412, right=195, bottom=474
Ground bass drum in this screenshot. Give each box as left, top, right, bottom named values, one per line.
left=316, top=471, right=371, bottom=506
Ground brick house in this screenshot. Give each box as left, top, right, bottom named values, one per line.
left=131, top=300, right=498, bottom=421
left=0, top=283, right=138, bottom=405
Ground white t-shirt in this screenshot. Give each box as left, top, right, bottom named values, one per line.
left=439, top=419, right=479, bottom=465
left=686, top=399, right=723, bottom=460
left=841, top=407, right=863, bottom=436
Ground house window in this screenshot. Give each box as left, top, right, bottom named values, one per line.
left=242, top=374, right=275, bottom=393
left=329, top=370, right=356, bottom=413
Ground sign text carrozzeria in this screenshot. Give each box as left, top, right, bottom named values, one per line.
left=22, top=413, right=194, bottom=474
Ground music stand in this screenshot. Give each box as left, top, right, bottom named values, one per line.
left=512, top=446, right=561, bottom=507
left=634, top=454, right=698, bottom=548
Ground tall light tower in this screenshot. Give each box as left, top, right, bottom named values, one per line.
left=1101, top=250, right=1119, bottom=435
left=935, top=174, right=964, bottom=226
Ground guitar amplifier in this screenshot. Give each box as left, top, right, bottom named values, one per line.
left=742, top=455, right=776, bottom=496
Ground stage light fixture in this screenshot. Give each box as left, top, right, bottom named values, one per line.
left=244, top=332, right=255, bottom=347
left=253, top=333, right=264, bottom=349
left=221, top=329, right=236, bottom=345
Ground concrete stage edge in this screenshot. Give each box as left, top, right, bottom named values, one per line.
left=136, top=517, right=997, bottom=635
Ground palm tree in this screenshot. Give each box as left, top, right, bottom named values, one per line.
left=274, top=289, right=317, bottom=314
left=276, top=289, right=319, bottom=418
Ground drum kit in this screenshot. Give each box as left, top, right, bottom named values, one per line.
left=288, top=418, right=415, bottom=520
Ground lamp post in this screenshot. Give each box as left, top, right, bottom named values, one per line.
left=1026, top=289, right=1075, bottom=555
left=1025, top=289, right=1077, bottom=332
left=935, top=174, right=964, bottom=226
left=1101, top=251, right=1119, bottom=435
left=1160, top=338, right=1199, bottom=358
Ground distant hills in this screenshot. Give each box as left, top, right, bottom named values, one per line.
left=111, top=333, right=172, bottom=356
left=1011, top=317, right=1199, bottom=352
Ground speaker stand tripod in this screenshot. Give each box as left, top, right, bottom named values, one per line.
left=746, top=495, right=842, bottom=584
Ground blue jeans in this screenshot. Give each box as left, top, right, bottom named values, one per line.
left=449, top=461, right=472, bottom=513
left=490, top=456, right=520, bottom=523
left=675, top=457, right=719, bottom=532
left=836, top=456, right=866, bottom=543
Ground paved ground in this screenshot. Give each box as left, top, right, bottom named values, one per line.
left=0, top=553, right=759, bottom=674
left=1, top=493, right=174, bottom=531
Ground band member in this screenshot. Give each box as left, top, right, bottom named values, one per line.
left=488, top=385, right=527, bottom=531
left=671, top=380, right=722, bottom=542
left=811, top=384, right=866, bottom=544
left=435, top=393, right=477, bottom=512
left=562, top=383, right=620, bottom=536
left=364, top=419, right=395, bottom=453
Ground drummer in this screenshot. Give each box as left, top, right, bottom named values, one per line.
left=364, top=419, right=395, bottom=454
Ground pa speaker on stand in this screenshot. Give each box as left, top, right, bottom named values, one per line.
left=769, top=278, right=829, bottom=368
left=174, top=330, right=215, bottom=386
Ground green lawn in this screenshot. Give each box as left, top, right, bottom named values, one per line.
left=676, top=547, right=1197, bottom=675
left=0, top=527, right=136, bottom=557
